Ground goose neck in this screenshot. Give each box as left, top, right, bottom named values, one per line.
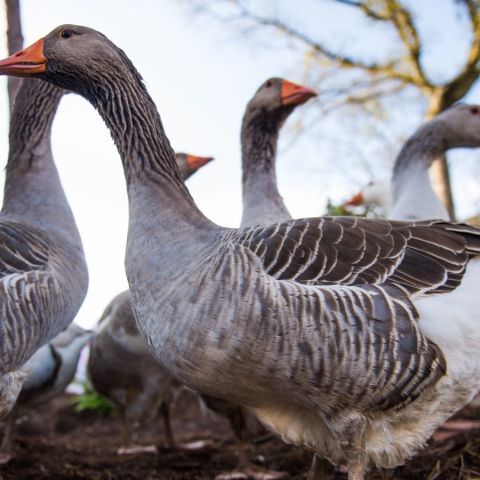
left=240, top=113, right=289, bottom=225
left=2, top=79, right=82, bottom=245
left=78, top=65, right=216, bottom=232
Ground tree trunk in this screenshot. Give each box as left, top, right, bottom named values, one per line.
left=426, top=93, right=456, bottom=220
left=429, top=158, right=455, bottom=220
left=5, top=0, right=23, bottom=113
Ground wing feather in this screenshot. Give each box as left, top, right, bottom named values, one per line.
left=225, top=217, right=480, bottom=412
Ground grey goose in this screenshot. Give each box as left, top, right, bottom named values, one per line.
left=88, top=152, right=213, bottom=455
left=4, top=26, right=480, bottom=480
left=0, top=323, right=91, bottom=462
left=240, top=77, right=316, bottom=227
left=344, top=103, right=480, bottom=221
left=0, top=76, right=88, bottom=421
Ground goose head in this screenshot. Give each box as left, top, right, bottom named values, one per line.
left=243, top=77, right=317, bottom=131
left=175, top=153, right=214, bottom=180
left=344, top=179, right=391, bottom=210
left=0, top=25, right=137, bottom=101
left=434, top=103, right=480, bottom=149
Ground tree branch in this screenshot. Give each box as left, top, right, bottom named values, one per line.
left=425, top=0, right=480, bottom=112
left=5, top=0, right=23, bottom=112
left=334, top=0, right=392, bottom=21
left=233, top=1, right=417, bottom=84
left=383, top=0, right=427, bottom=85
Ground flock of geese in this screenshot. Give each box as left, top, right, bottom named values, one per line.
left=0, top=24, right=479, bottom=480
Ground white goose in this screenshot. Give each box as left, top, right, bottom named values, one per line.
left=0, top=323, right=91, bottom=462
left=344, top=104, right=480, bottom=221
left=4, top=26, right=480, bottom=480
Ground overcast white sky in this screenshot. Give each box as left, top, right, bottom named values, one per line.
left=0, top=0, right=479, bottom=328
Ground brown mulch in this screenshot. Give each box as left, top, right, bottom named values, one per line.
left=1, top=391, right=480, bottom=479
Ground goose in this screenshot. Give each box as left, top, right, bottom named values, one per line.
left=201, top=77, right=316, bottom=479
left=0, top=75, right=88, bottom=421
left=0, top=323, right=91, bottom=462
left=88, top=152, right=213, bottom=456
left=240, top=77, right=316, bottom=227
left=344, top=103, right=480, bottom=221
left=344, top=179, right=390, bottom=214
left=88, top=291, right=178, bottom=455
left=5, top=26, right=480, bottom=480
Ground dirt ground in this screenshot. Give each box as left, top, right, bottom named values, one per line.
left=1, top=390, right=480, bottom=480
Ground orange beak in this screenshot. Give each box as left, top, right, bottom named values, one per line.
left=0, top=38, right=47, bottom=75
left=186, top=154, right=214, bottom=170
left=344, top=191, right=364, bottom=207
left=280, top=80, right=317, bottom=106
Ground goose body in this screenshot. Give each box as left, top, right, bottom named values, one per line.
left=0, top=77, right=88, bottom=418
left=6, top=26, right=480, bottom=479
left=345, top=104, right=480, bottom=221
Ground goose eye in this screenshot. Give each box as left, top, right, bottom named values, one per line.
left=265, top=80, right=272, bottom=88
left=60, top=30, right=73, bottom=39
left=471, top=107, right=479, bottom=115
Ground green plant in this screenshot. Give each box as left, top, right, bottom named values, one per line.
left=72, top=382, right=115, bottom=416
left=325, top=198, right=385, bottom=219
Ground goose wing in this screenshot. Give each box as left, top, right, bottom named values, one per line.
left=0, top=221, right=49, bottom=275
left=237, top=217, right=480, bottom=294
left=226, top=218, right=480, bottom=411
left=0, top=220, right=61, bottom=370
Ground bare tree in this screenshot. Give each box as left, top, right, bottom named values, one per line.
left=195, top=0, right=480, bottom=219
left=5, top=0, right=23, bottom=112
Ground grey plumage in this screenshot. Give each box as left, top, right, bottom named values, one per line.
left=0, top=77, right=88, bottom=420
left=7, top=26, right=480, bottom=479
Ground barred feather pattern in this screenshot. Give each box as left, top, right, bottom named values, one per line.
left=148, top=237, right=445, bottom=415
left=0, top=220, right=86, bottom=374
left=237, top=217, right=480, bottom=295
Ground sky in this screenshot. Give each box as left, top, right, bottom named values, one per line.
left=0, top=0, right=479, bottom=329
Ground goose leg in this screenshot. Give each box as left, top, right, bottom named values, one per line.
left=0, top=411, right=16, bottom=464
left=215, top=441, right=288, bottom=480
left=307, top=455, right=335, bottom=480
left=432, top=419, right=480, bottom=442
left=160, top=400, right=175, bottom=448
left=340, top=415, right=367, bottom=480
left=116, top=408, right=156, bottom=455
